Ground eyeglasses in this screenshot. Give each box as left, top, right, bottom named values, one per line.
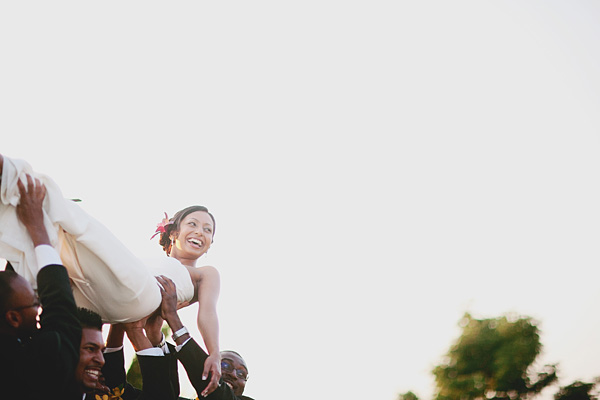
left=221, top=359, right=248, bottom=381
left=11, top=300, right=41, bottom=311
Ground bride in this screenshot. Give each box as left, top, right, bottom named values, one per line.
left=0, top=154, right=221, bottom=388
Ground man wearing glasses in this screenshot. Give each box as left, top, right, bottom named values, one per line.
left=101, top=275, right=254, bottom=400
left=215, top=350, right=251, bottom=399
left=155, top=275, right=253, bottom=400
left=0, top=170, right=82, bottom=400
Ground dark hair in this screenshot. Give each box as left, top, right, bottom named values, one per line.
left=77, top=307, right=103, bottom=330
left=0, top=270, right=19, bottom=316
left=158, top=205, right=216, bottom=255
left=221, top=350, right=248, bottom=371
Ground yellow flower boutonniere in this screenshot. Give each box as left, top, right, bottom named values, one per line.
left=111, top=387, right=125, bottom=400
left=94, top=387, right=124, bottom=400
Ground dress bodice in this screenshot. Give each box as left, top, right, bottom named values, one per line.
left=146, top=257, right=195, bottom=305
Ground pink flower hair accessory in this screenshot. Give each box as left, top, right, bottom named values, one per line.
left=150, top=212, right=173, bottom=240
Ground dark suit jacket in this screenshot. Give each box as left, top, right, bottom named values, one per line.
left=176, top=339, right=254, bottom=400
left=0, top=264, right=82, bottom=400
left=102, top=348, right=178, bottom=400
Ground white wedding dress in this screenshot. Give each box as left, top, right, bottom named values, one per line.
left=0, top=156, right=195, bottom=323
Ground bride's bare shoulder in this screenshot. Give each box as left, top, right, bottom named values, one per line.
left=187, top=264, right=219, bottom=281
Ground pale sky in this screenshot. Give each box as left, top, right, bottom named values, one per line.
left=2, top=2, right=600, bottom=400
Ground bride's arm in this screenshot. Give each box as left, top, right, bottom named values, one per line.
left=195, top=266, right=222, bottom=391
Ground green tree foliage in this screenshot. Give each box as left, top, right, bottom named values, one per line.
left=126, top=354, right=143, bottom=389
left=555, top=381, right=598, bottom=400
left=432, top=313, right=557, bottom=400
left=399, top=391, right=421, bottom=400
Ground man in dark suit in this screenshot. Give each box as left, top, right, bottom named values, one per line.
left=178, top=346, right=253, bottom=400
left=101, top=276, right=254, bottom=400
left=101, top=317, right=179, bottom=400
left=0, top=172, right=82, bottom=400
left=156, top=276, right=255, bottom=400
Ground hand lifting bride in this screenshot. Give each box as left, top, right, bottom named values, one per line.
left=0, top=154, right=222, bottom=394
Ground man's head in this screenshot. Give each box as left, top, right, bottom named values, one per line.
left=220, top=350, right=249, bottom=396
left=75, top=308, right=105, bottom=393
left=0, top=271, right=40, bottom=338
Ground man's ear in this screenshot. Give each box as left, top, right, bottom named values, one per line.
left=5, top=310, right=22, bottom=329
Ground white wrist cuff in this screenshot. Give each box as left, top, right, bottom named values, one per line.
left=172, top=326, right=189, bottom=341
left=175, top=337, right=192, bottom=352
left=35, top=245, right=62, bottom=271
left=137, top=347, right=164, bottom=357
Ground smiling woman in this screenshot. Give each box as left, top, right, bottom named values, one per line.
left=0, top=154, right=223, bottom=394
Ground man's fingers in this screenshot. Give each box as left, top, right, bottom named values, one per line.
left=157, top=275, right=176, bottom=293
left=159, top=275, right=174, bottom=288
left=157, top=282, right=166, bottom=294
left=36, top=179, right=47, bottom=199
left=25, top=175, right=38, bottom=194
left=17, top=175, right=46, bottom=198
left=156, top=275, right=172, bottom=292
left=176, top=301, right=189, bottom=310
left=16, top=175, right=26, bottom=195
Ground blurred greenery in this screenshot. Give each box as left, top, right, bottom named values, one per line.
left=432, top=313, right=557, bottom=400
left=126, top=354, right=142, bottom=389
left=401, top=313, right=600, bottom=400
left=555, top=381, right=598, bottom=400
left=399, top=390, right=421, bottom=400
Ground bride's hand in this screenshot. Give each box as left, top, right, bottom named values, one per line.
left=201, top=352, right=222, bottom=397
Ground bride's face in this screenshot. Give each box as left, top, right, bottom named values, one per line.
left=170, top=211, right=214, bottom=260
